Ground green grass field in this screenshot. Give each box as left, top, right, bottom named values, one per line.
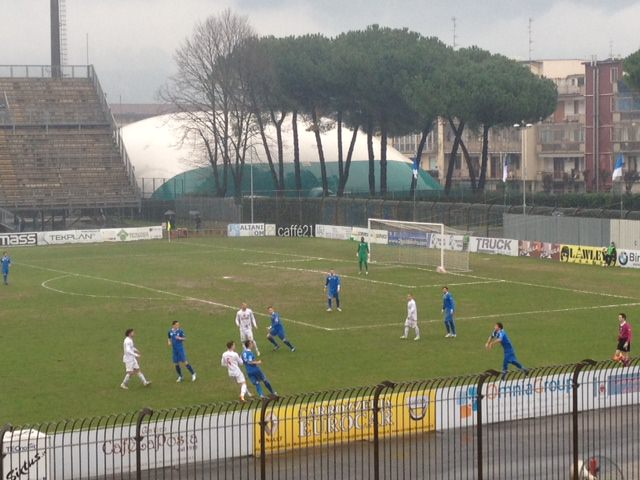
left=1, top=236, right=638, bottom=424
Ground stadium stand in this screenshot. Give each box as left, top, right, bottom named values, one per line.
left=0, top=66, right=140, bottom=223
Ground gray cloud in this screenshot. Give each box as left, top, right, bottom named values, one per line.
left=2, top=0, right=640, bottom=102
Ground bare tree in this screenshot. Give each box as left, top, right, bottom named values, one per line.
left=159, top=9, right=258, bottom=200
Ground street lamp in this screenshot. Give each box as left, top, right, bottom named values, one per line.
left=514, top=122, right=533, bottom=215
left=249, top=146, right=255, bottom=223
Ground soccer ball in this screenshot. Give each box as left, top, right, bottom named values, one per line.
left=436, top=266, right=447, bottom=274
left=612, top=352, right=623, bottom=363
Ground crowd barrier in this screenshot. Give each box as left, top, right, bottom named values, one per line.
left=3, top=359, right=639, bottom=479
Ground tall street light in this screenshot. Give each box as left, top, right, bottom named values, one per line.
left=514, top=121, right=533, bottom=215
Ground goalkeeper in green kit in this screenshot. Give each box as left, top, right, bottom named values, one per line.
left=357, top=236, right=370, bottom=275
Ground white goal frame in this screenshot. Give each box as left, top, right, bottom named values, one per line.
left=367, top=218, right=469, bottom=272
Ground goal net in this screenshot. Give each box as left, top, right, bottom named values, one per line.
left=367, top=219, right=470, bottom=272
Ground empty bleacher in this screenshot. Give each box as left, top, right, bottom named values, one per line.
left=0, top=66, right=140, bottom=211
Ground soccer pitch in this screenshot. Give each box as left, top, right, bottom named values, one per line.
left=2, top=236, right=639, bottom=424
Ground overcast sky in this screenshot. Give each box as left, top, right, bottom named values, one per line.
left=2, top=0, right=640, bottom=103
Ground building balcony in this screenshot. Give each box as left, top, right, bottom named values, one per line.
left=537, top=142, right=584, bottom=154
left=556, top=84, right=585, bottom=96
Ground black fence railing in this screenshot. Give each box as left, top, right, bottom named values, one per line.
left=2, top=358, right=639, bottom=479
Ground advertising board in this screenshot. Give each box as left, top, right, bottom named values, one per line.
left=470, top=237, right=518, bottom=256
left=226, top=224, right=266, bottom=237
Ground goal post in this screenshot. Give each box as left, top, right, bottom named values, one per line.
left=367, top=218, right=470, bottom=272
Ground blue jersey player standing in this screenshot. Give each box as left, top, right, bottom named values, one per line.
left=167, top=320, right=196, bottom=382
left=486, top=322, right=528, bottom=379
left=325, top=269, right=342, bottom=312
left=1, top=251, right=11, bottom=285
left=266, top=306, right=296, bottom=352
left=442, top=286, right=457, bottom=338
left=242, top=340, right=277, bottom=398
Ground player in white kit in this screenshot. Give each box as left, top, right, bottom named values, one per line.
left=121, top=329, right=151, bottom=389
left=400, top=293, right=420, bottom=341
left=221, top=341, right=250, bottom=401
left=235, top=303, right=260, bottom=356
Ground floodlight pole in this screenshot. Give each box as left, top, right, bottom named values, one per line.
left=514, top=122, right=533, bottom=215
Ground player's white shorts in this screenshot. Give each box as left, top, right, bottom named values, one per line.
left=229, top=372, right=246, bottom=384
left=124, top=358, right=140, bottom=371
left=404, top=318, right=418, bottom=328
left=239, top=328, right=254, bottom=343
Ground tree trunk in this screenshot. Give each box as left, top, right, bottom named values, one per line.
left=311, top=108, right=329, bottom=196
left=270, top=110, right=287, bottom=195
left=409, top=124, right=432, bottom=197
left=380, top=128, right=388, bottom=196
left=338, top=126, right=358, bottom=197
left=292, top=110, right=302, bottom=194
left=459, top=136, right=477, bottom=191
left=478, top=124, right=490, bottom=191
left=444, top=118, right=465, bottom=195
left=202, top=134, right=225, bottom=197
left=255, top=112, right=279, bottom=190
left=367, top=122, right=376, bottom=196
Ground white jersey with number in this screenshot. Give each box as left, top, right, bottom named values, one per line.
left=405, top=299, right=418, bottom=328
left=221, top=351, right=245, bottom=383
left=123, top=337, right=140, bottom=370
left=235, top=308, right=257, bottom=332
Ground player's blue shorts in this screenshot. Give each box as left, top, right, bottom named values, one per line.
left=172, top=348, right=187, bottom=364
left=444, top=311, right=454, bottom=322
left=248, top=370, right=266, bottom=385
left=270, top=326, right=285, bottom=340
left=328, top=291, right=339, bottom=299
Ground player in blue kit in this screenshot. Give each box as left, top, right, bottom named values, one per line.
left=266, top=306, right=296, bottom=352
left=242, top=340, right=277, bottom=398
left=167, top=320, right=196, bottom=382
left=324, top=269, right=342, bottom=312
left=442, top=286, right=457, bottom=338
left=485, top=322, right=528, bottom=379
left=1, top=251, right=11, bottom=285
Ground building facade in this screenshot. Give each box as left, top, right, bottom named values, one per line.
left=393, top=58, right=640, bottom=194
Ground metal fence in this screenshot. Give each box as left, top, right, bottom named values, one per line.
left=2, top=358, right=639, bottom=479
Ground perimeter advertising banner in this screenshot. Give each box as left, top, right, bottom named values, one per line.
left=559, top=244, right=607, bottom=266
left=226, top=223, right=266, bottom=237
left=315, top=224, right=352, bottom=240
left=38, top=230, right=102, bottom=245
left=470, top=237, right=518, bottom=256
left=275, top=224, right=315, bottom=237
left=255, top=390, right=436, bottom=454
left=617, top=249, right=640, bottom=269
left=0, top=232, right=38, bottom=247
left=518, top=240, right=561, bottom=260
left=350, top=227, right=389, bottom=245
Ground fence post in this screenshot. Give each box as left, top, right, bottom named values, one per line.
left=373, top=380, right=396, bottom=480
left=135, top=408, right=153, bottom=480
left=0, top=423, right=14, bottom=480
left=572, top=359, right=596, bottom=480
left=476, top=369, right=499, bottom=480
left=259, top=395, right=276, bottom=480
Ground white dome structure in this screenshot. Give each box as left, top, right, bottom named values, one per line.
left=121, top=113, right=441, bottom=197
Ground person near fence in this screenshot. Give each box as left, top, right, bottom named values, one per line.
left=221, top=341, right=250, bottom=401
left=242, top=340, right=277, bottom=398
left=235, top=302, right=260, bottom=356
left=604, top=242, right=617, bottom=267
left=400, top=293, right=420, bottom=340
left=442, top=286, right=457, bottom=338
left=168, top=320, right=196, bottom=382
left=486, top=322, right=528, bottom=379
left=1, top=251, right=11, bottom=285
left=266, top=306, right=296, bottom=352
left=325, top=269, right=342, bottom=311
left=356, top=237, right=369, bottom=275
left=120, top=329, right=151, bottom=389
left=614, top=313, right=632, bottom=366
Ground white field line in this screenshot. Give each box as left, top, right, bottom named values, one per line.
left=323, top=302, right=640, bottom=331
left=243, top=262, right=417, bottom=288
left=22, top=263, right=331, bottom=331
left=41, top=275, right=168, bottom=300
